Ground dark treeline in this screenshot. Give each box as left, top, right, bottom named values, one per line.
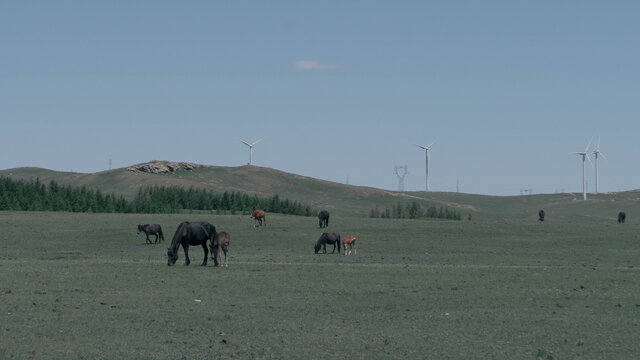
left=370, top=201, right=463, bottom=220
left=0, top=177, right=314, bottom=216
left=132, top=185, right=314, bottom=216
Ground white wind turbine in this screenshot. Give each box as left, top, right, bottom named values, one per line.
left=572, top=138, right=593, bottom=200
left=240, top=137, right=264, bottom=165
left=592, top=137, right=607, bottom=194
left=415, top=140, right=437, bottom=192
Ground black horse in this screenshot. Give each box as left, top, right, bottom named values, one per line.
left=538, top=210, right=545, bottom=222
left=137, top=224, right=164, bottom=244
left=314, top=232, right=341, bottom=254
left=618, top=211, right=626, bottom=224
left=167, top=221, right=217, bottom=266
left=318, top=210, right=330, bottom=228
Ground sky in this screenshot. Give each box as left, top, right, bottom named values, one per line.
left=1, top=0, right=639, bottom=196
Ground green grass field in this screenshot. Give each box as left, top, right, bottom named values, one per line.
left=1, top=211, right=640, bottom=359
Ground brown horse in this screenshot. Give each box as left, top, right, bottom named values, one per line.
left=210, top=232, right=230, bottom=267
left=342, top=236, right=357, bottom=255
left=137, top=224, right=164, bottom=244
left=251, top=209, right=266, bottom=227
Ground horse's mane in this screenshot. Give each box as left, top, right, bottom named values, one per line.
left=168, top=221, right=190, bottom=253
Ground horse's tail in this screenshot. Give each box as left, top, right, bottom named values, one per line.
left=159, top=226, right=164, bottom=242
left=337, top=234, right=341, bottom=252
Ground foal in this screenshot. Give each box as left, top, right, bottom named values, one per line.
left=210, top=232, right=230, bottom=267
left=342, top=236, right=357, bottom=255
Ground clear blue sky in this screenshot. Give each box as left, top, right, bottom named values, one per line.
left=1, top=1, right=638, bottom=195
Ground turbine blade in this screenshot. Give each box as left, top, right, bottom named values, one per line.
left=240, top=140, right=251, bottom=146
left=599, top=151, right=607, bottom=160
left=251, top=137, right=265, bottom=146
left=584, top=137, right=593, bottom=153
left=426, top=139, right=438, bottom=149
left=415, top=143, right=427, bottom=150
left=586, top=154, right=594, bottom=167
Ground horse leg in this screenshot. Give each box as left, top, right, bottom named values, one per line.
left=224, top=244, right=229, bottom=267
left=353, top=242, right=356, bottom=255
left=183, top=244, right=191, bottom=266
left=201, top=243, right=208, bottom=266
left=146, top=234, right=152, bottom=244
left=212, top=243, right=219, bottom=267
left=154, top=233, right=159, bottom=244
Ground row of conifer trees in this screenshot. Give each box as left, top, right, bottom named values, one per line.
left=0, top=177, right=313, bottom=216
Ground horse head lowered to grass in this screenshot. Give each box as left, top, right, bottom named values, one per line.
left=167, top=221, right=217, bottom=266
left=314, top=232, right=341, bottom=254
left=209, top=231, right=230, bottom=267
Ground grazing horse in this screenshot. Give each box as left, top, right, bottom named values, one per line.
left=318, top=210, right=330, bottom=228
left=137, top=224, right=164, bottom=244
left=251, top=209, right=266, bottom=227
left=209, top=232, right=230, bottom=267
left=618, top=211, right=626, bottom=224
left=314, top=232, right=341, bottom=254
left=538, top=210, right=545, bottom=222
left=342, top=236, right=357, bottom=255
left=167, top=221, right=216, bottom=266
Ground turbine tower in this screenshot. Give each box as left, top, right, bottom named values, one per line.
left=592, top=137, right=606, bottom=194
left=241, top=137, right=263, bottom=165
left=415, top=140, right=437, bottom=192
left=572, top=138, right=593, bottom=200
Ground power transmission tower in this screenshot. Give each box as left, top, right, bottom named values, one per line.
left=394, top=165, right=408, bottom=192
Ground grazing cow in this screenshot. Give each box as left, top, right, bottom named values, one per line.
left=538, top=210, right=545, bottom=222
left=342, top=236, right=357, bottom=255
left=618, top=211, right=626, bottom=224
left=318, top=210, right=330, bottom=228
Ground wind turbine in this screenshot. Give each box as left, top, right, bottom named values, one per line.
left=240, top=137, right=264, bottom=165
left=592, top=137, right=607, bottom=194
left=415, top=140, right=437, bottom=192
left=572, top=138, right=593, bottom=200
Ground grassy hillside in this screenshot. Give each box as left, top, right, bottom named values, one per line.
left=2, top=162, right=639, bottom=221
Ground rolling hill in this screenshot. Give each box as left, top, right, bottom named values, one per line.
left=1, top=160, right=639, bottom=221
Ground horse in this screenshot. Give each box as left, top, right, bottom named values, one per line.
left=167, top=221, right=216, bottom=266
left=137, top=224, right=164, bottom=244
left=314, top=232, right=341, bottom=254
left=318, top=210, right=330, bottom=228
left=342, top=236, right=357, bottom=255
left=618, top=211, right=626, bottom=224
left=538, top=210, right=545, bottom=222
left=251, top=209, right=266, bottom=227
left=209, top=232, right=230, bottom=267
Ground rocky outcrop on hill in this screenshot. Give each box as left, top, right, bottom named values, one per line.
left=126, top=160, right=200, bottom=174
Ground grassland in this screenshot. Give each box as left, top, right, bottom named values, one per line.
left=1, top=211, right=640, bottom=359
